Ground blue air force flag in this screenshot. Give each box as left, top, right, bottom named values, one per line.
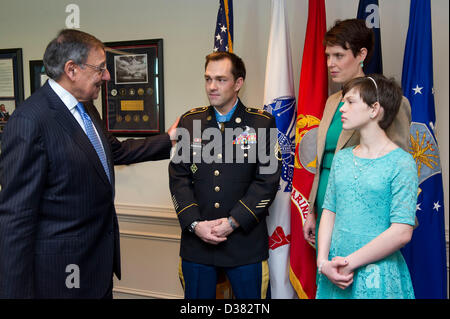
left=400, top=0, right=447, bottom=299
left=357, top=0, right=383, bottom=74
left=213, top=0, right=233, bottom=52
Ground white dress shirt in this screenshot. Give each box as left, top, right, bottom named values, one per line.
left=48, top=79, right=105, bottom=151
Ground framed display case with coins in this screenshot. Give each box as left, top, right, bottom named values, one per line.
left=101, top=39, right=164, bottom=136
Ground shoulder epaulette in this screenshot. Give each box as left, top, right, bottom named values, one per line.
left=182, top=106, right=209, bottom=118
left=245, top=107, right=272, bottom=119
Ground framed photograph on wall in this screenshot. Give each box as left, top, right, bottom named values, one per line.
left=101, top=39, right=164, bottom=137
left=0, top=48, right=24, bottom=141
left=29, top=60, right=49, bottom=94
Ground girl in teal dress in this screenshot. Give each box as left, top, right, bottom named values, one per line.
left=315, top=75, right=417, bottom=299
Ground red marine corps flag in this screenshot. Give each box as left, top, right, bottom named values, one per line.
left=289, top=0, right=327, bottom=299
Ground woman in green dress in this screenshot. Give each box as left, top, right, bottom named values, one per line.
left=303, top=19, right=411, bottom=248
left=315, top=75, right=417, bottom=299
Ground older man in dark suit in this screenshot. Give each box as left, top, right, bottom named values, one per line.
left=0, top=29, right=178, bottom=298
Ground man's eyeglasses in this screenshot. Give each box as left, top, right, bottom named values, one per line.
left=82, top=63, right=107, bottom=75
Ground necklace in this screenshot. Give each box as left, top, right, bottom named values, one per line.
left=352, top=141, right=390, bottom=179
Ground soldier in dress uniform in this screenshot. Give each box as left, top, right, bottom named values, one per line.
left=169, top=52, right=281, bottom=299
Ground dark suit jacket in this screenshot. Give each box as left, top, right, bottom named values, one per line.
left=0, top=82, right=172, bottom=298
left=169, top=101, right=281, bottom=267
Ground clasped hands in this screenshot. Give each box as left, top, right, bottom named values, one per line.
left=320, top=256, right=355, bottom=290
left=194, top=217, right=239, bottom=245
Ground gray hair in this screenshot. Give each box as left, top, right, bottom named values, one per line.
left=43, top=29, right=104, bottom=80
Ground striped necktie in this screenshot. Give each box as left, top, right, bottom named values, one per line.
left=76, top=102, right=111, bottom=182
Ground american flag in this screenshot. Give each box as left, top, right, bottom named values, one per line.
left=213, top=0, right=233, bottom=52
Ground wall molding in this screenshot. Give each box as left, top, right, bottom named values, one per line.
left=115, top=203, right=178, bottom=227
left=120, top=229, right=180, bottom=242
left=114, top=202, right=183, bottom=299
left=113, top=286, right=183, bottom=299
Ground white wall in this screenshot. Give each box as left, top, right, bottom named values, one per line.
left=1, top=0, right=448, bottom=297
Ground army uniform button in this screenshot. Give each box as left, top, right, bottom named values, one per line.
left=214, top=170, right=220, bottom=176
left=214, top=202, right=220, bottom=208
left=217, top=153, right=222, bottom=160
left=244, top=153, right=248, bottom=158
left=214, top=186, right=220, bottom=192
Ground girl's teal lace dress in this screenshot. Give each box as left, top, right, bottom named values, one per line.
left=316, top=147, right=417, bottom=299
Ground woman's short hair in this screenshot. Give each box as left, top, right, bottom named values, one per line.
left=205, top=51, right=246, bottom=81
left=342, top=74, right=403, bottom=130
left=324, top=19, right=374, bottom=63
left=43, top=29, right=104, bottom=80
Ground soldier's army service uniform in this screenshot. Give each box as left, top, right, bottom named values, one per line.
left=169, top=99, right=281, bottom=298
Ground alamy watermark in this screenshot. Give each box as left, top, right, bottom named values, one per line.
left=365, top=264, right=381, bottom=289
left=65, top=4, right=80, bottom=29
left=364, top=4, right=380, bottom=29
left=65, top=264, right=80, bottom=289
left=171, top=121, right=280, bottom=175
